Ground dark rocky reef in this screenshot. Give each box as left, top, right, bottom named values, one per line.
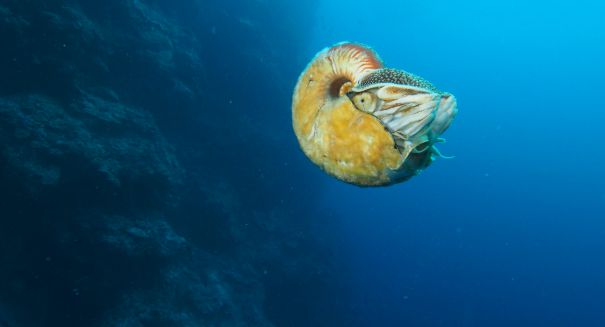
left=0, top=1, right=343, bottom=326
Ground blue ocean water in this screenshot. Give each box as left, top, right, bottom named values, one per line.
left=1, top=0, right=604, bottom=326
left=303, top=0, right=605, bottom=326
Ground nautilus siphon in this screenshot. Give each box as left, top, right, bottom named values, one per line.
left=292, top=42, right=457, bottom=186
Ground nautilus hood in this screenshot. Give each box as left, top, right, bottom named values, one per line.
left=292, top=42, right=457, bottom=186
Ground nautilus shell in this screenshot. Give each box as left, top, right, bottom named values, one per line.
left=292, top=42, right=457, bottom=186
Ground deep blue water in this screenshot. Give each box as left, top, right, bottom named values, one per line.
left=303, top=0, right=605, bottom=326
left=2, top=0, right=604, bottom=326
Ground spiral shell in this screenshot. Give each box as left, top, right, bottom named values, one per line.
left=292, top=42, right=456, bottom=186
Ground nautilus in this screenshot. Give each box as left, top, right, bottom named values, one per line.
left=292, top=42, right=457, bottom=186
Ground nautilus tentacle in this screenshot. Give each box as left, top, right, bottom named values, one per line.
left=351, top=68, right=458, bottom=163
left=292, top=42, right=457, bottom=186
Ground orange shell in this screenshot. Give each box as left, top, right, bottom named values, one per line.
left=292, top=43, right=432, bottom=186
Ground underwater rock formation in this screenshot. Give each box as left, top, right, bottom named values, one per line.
left=0, top=1, right=338, bottom=326
left=0, top=93, right=181, bottom=196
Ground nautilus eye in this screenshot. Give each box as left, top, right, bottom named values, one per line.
left=349, top=92, right=378, bottom=113
left=292, top=42, right=457, bottom=186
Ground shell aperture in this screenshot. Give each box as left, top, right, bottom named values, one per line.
left=349, top=69, right=457, bottom=164
left=292, top=42, right=457, bottom=186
